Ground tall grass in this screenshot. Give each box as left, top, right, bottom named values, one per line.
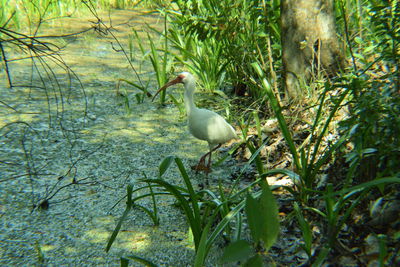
left=166, top=27, right=229, bottom=93
left=107, top=149, right=280, bottom=266
left=126, top=13, right=174, bottom=105
left=165, top=0, right=280, bottom=96
left=251, top=54, right=400, bottom=264
left=0, top=0, right=80, bottom=30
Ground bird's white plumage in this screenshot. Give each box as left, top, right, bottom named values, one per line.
left=180, top=72, right=237, bottom=148
left=153, top=72, right=237, bottom=173
left=188, top=108, right=236, bottom=148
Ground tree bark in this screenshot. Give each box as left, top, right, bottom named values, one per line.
left=281, top=0, right=344, bottom=100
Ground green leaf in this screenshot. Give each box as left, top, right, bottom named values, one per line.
left=245, top=182, right=280, bottom=251
left=251, top=62, right=301, bottom=171
left=174, top=157, right=200, bottom=223
left=245, top=193, right=263, bottom=241
left=193, top=220, right=213, bottom=267
left=259, top=182, right=280, bottom=250
left=362, top=148, right=378, bottom=155
left=121, top=257, right=129, bottom=267
left=313, top=245, right=330, bottom=267
left=158, top=156, right=175, bottom=177
left=340, top=177, right=400, bottom=196
left=261, top=168, right=301, bottom=185
left=105, top=203, right=131, bottom=252
left=246, top=140, right=264, bottom=175
left=243, top=254, right=264, bottom=267
left=220, top=240, right=253, bottom=264
left=205, top=198, right=248, bottom=256
left=132, top=203, right=159, bottom=226
left=140, top=178, right=202, bottom=249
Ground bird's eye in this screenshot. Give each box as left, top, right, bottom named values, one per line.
left=177, top=75, right=185, bottom=82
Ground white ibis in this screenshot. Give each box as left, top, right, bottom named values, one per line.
left=152, top=72, right=237, bottom=173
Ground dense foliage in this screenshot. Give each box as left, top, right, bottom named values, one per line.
left=166, top=0, right=280, bottom=97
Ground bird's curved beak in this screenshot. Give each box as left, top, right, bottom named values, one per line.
left=151, top=76, right=182, bottom=102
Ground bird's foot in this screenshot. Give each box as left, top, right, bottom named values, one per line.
left=191, top=163, right=211, bottom=174
left=192, top=154, right=212, bottom=174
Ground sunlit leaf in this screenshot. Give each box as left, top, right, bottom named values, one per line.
left=220, top=239, right=253, bottom=264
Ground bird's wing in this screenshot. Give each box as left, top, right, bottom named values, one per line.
left=188, top=109, right=236, bottom=145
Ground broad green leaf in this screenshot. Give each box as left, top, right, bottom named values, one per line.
left=220, top=240, right=253, bottom=264
left=243, top=254, right=264, bottom=267
left=245, top=193, right=263, bottom=241
left=259, top=182, right=280, bottom=250
left=245, top=182, right=280, bottom=251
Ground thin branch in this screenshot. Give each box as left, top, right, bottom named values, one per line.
left=82, top=0, right=145, bottom=90
left=0, top=41, right=13, bottom=87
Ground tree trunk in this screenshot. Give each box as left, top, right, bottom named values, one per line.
left=281, top=0, right=344, bottom=100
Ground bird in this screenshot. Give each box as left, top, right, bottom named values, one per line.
left=152, top=72, right=237, bottom=174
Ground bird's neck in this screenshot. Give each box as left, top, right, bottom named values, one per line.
left=184, top=80, right=198, bottom=115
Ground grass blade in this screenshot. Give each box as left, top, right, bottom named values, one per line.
left=158, top=155, right=175, bottom=177
left=121, top=255, right=158, bottom=267
left=193, top=219, right=213, bottom=267
left=294, top=202, right=312, bottom=257
left=251, top=62, right=301, bottom=170
left=174, top=157, right=200, bottom=221
left=106, top=199, right=132, bottom=251
left=140, top=178, right=202, bottom=249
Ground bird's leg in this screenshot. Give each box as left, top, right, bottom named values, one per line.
left=203, top=150, right=213, bottom=186
left=206, top=144, right=221, bottom=172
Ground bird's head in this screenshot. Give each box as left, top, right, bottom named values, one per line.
left=152, top=72, right=194, bottom=101
left=178, top=72, right=193, bottom=84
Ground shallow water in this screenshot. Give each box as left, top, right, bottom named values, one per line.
left=0, top=8, right=235, bottom=266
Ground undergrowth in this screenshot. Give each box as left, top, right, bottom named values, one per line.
left=113, top=0, right=400, bottom=265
